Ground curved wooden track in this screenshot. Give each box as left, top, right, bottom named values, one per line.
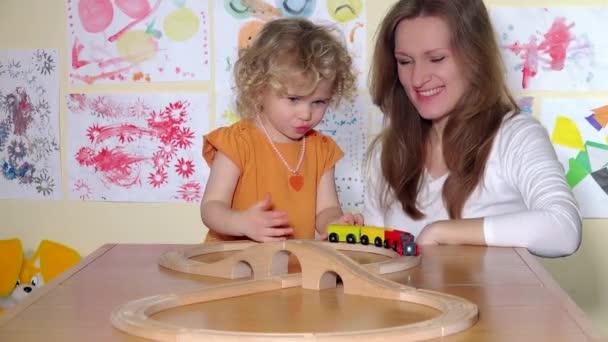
left=112, top=240, right=478, bottom=341
left=157, top=240, right=421, bottom=278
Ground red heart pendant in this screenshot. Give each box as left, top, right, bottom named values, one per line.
left=289, top=175, right=304, bottom=191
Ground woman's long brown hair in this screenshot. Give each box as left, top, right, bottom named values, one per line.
left=368, top=0, right=519, bottom=219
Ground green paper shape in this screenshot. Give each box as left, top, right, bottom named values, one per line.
left=566, top=157, right=589, bottom=188
left=575, top=150, right=592, bottom=173
left=586, top=141, right=608, bottom=150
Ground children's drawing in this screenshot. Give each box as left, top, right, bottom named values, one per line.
left=369, top=106, right=383, bottom=138
left=215, top=0, right=365, bottom=89
left=318, top=95, right=368, bottom=209
left=67, top=0, right=210, bottom=84
left=540, top=98, right=608, bottom=218
left=491, top=7, right=607, bottom=91
left=214, top=0, right=368, bottom=210
left=0, top=49, right=61, bottom=200
left=67, top=93, right=209, bottom=202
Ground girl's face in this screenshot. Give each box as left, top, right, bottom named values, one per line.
left=394, top=15, right=469, bottom=125
left=258, top=79, right=333, bottom=143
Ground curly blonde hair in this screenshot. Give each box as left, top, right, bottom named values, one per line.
left=233, top=17, right=356, bottom=118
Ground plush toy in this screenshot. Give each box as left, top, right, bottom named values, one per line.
left=0, top=239, right=81, bottom=313
left=0, top=239, right=24, bottom=313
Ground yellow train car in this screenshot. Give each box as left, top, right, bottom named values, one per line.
left=326, top=224, right=418, bottom=256
left=327, top=224, right=361, bottom=243
left=360, top=226, right=387, bottom=247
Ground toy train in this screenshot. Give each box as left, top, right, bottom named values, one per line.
left=327, top=224, right=419, bottom=256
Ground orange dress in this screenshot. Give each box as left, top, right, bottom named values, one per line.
left=203, top=119, right=343, bottom=242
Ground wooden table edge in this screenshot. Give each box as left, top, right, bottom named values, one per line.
left=515, top=247, right=603, bottom=341
left=0, top=243, right=117, bottom=327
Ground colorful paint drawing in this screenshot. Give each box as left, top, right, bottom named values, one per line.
left=67, top=93, right=209, bottom=202
left=541, top=98, right=608, bottom=218
left=491, top=7, right=608, bottom=91
left=67, top=0, right=210, bottom=84
left=214, top=0, right=366, bottom=90
left=315, top=94, right=368, bottom=210
left=0, top=49, right=61, bottom=200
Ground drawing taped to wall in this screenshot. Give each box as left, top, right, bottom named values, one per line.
left=67, top=0, right=210, bottom=84
left=0, top=49, right=61, bottom=200
left=214, top=0, right=366, bottom=90
left=540, top=98, right=608, bottom=218
left=491, top=7, right=607, bottom=91
left=67, top=93, right=209, bottom=202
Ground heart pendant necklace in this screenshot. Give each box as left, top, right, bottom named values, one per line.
left=257, top=117, right=306, bottom=192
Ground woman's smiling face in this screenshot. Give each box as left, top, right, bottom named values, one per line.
left=394, top=15, right=469, bottom=124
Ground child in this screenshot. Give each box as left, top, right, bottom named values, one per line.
left=201, top=17, right=362, bottom=243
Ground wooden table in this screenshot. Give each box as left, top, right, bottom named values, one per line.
left=0, top=244, right=600, bottom=341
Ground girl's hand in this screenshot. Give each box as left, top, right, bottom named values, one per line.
left=239, top=193, right=294, bottom=242
left=318, top=213, right=365, bottom=240
left=334, top=212, right=364, bottom=226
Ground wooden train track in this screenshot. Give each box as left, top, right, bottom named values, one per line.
left=111, top=240, right=478, bottom=341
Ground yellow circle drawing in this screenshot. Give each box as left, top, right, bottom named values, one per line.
left=327, top=0, right=362, bottom=23
left=164, top=7, right=200, bottom=42
left=116, top=31, right=157, bottom=64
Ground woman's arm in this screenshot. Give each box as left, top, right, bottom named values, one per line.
left=484, top=116, right=582, bottom=257
left=418, top=116, right=581, bottom=257
left=417, top=218, right=485, bottom=245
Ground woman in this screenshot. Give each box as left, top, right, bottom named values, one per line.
left=364, top=0, right=581, bottom=257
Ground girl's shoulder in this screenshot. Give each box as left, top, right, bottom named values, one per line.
left=205, top=119, right=258, bottom=144
left=203, top=119, right=258, bottom=167
left=306, top=129, right=338, bottom=145
left=306, top=129, right=343, bottom=153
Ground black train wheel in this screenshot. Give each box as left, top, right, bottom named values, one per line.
left=360, top=235, right=369, bottom=245
left=329, top=233, right=339, bottom=243
left=374, top=237, right=383, bottom=247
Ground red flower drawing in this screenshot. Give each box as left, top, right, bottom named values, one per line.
left=175, top=158, right=195, bottom=178
left=148, top=168, right=168, bottom=188
left=152, top=151, right=170, bottom=170
left=164, top=101, right=189, bottom=124
left=174, top=127, right=194, bottom=149
left=175, top=181, right=202, bottom=202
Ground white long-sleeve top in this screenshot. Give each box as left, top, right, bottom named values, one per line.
left=363, top=114, right=582, bottom=257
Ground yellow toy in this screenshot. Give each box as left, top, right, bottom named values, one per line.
left=0, top=239, right=81, bottom=313
left=0, top=239, right=24, bottom=313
